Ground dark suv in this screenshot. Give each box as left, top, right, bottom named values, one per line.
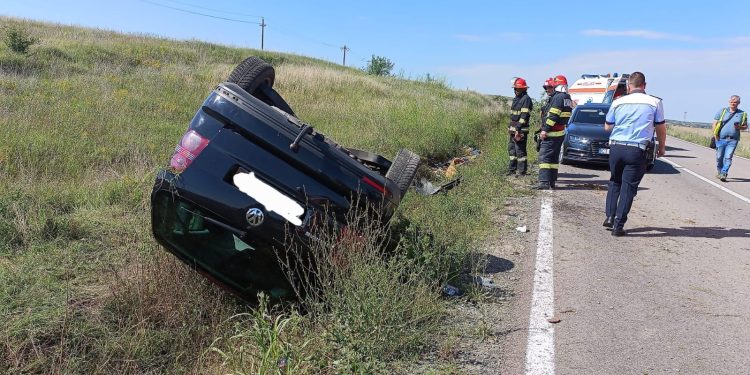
left=150, top=57, right=420, bottom=300
left=560, top=103, right=657, bottom=170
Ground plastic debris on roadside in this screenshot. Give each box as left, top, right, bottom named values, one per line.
left=415, top=145, right=479, bottom=196
left=414, top=177, right=463, bottom=196
left=515, top=225, right=528, bottom=233
left=441, top=284, right=463, bottom=297
left=473, top=275, right=495, bottom=288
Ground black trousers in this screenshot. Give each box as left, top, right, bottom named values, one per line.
left=507, top=133, right=528, bottom=174
left=605, top=144, right=647, bottom=229
left=537, top=136, right=563, bottom=187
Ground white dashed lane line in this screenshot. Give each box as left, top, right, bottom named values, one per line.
left=525, top=196, right=555, bottom=375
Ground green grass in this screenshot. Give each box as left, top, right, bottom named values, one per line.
left=0, top=16, right=522, bottom=373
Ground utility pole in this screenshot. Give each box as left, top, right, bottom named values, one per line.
left=684, top=111, right=687, bottom=121
left=340, top=45, right=349, bottom=66
left=260, top=17, right=266, bottom=50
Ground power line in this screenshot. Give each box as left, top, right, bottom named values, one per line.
left=160, top=0, right=262, bottom=19
left=138, top=0, right=354, bottom=66
left=138, top=0, right=260, bottom=25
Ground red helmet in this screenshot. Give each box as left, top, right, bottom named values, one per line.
left=543, top=77, right=555, bottom=88
left=512, top=77, right=528, bottom=89
left=553, top=75, right=568, bottom=86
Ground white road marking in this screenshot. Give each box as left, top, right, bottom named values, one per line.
left=525, top=197, right=555, bottom=375
left=660, top=157, right=750, bottom=205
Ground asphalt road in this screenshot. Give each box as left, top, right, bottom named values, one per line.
left=507, top=136, right=750, bottom=374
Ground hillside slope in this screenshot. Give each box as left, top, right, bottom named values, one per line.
left=0, top=17, right=530, bottom=374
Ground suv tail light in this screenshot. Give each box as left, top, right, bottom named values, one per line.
left=170, top=129, right=210, bottom=172
left=362, top=176, right=391, bottom=198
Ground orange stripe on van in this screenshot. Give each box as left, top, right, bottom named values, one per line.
left=569, top=88, right=606, bottom=93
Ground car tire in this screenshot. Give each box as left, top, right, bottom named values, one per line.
left=228, top=56, right=275, bottom=96
left=559, top=144, right=570, bottom=165
left=227, top=57, right=297, bottom=116
left=385, top=149, right=420, bottom=198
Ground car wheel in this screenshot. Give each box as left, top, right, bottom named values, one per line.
left=385, top=149, right=420, bottom=198
left=228, top=56, right=275, bottom=95
left=559, top=144, right=569, bottom=165
left=227, top=57, right=296, bottom=115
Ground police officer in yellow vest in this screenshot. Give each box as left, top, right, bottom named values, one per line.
left=534, top=75, right=572, bottom=189
left=507, top=77, right=533, bottom=176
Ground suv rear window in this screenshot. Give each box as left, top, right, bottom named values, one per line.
left=573, top=107, right=609, bottom=125
left=151, top=193, right=291, bottom=298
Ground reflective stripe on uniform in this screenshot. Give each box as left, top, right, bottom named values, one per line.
left=518, top=157, right=527, bottom=161
left=545, top=118, right=556, bottom=126
left=539, top=163, right=559, bottom=169
left=548, top=107, right=562, bottom=115
left=519, top=119, right=526, bottom=124
left=546, top=130, right=565, bottom=137
left=714, top=108, right=727, bottom=136
left=520, top=108, right=530, bottom=113
left=561, top=112, right=571, bottom=117
left=509, top=156, right=517, bottom=160
left=511, top=110, right=520, bottom=115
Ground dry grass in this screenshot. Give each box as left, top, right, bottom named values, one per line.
left=667, top=124, right=750, bottom=158
left=1, top=16, right=513, bottom=374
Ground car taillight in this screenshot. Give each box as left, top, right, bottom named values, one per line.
left=362, top=176, right=391, bottom=198
left=170, top=129, right=209, bottom=172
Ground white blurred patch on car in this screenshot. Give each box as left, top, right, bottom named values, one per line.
left=233, top=172, right=304, bottom=226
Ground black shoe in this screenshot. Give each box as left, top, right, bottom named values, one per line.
left=505, top=171, right=516, bottom=176
left=603, top=216, right=614, bottom=230
left=611, top=228, right=625, bottom=237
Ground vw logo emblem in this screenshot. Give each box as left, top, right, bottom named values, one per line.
left=245, top=207, right=265, bottom=227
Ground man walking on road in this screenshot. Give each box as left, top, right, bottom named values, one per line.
left=712, top=95, right=748, bottom=182
left=506, top=77, right=533, bottom=176
left=534, top=75, right=572, bottom=190
left=603, top=72, right=666, bottom=236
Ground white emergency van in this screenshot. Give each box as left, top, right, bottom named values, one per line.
left=568, top=73, right=629, bottom=106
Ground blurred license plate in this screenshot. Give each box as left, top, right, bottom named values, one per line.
left=598, top=148, right=610, bottom=155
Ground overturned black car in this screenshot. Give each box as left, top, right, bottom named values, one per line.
left=150, top=57, right=420, bottom=300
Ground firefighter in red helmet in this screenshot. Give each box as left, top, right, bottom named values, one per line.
left=506, top=77, right=533, bottom=176
left=534, top=75, right=572, bottom=189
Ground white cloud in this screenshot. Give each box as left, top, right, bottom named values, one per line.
left=581, top=29, right=700, bottom=42
left=438, top=47, right=750, bottom=122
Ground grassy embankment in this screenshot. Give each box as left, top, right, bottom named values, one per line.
left=0, top=18, right=529, bottom=373
left=667, top=124, right=750, bottom=158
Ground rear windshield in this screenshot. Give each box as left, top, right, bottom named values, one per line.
left=151, top=192, right=292, bottom=298
left=573, top=107, right=609, bottom=124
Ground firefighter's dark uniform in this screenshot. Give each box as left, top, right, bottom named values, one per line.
left=536, top=90, right=572, bottom=189
left=534, top=94, right=552, bottom=152
left=507, top=90, right=533, bottom=175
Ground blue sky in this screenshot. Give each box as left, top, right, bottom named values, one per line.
left=3, top=0, right=750, bottom=122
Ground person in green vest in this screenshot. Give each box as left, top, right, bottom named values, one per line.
left=712, top=95, right=748, bottom=182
